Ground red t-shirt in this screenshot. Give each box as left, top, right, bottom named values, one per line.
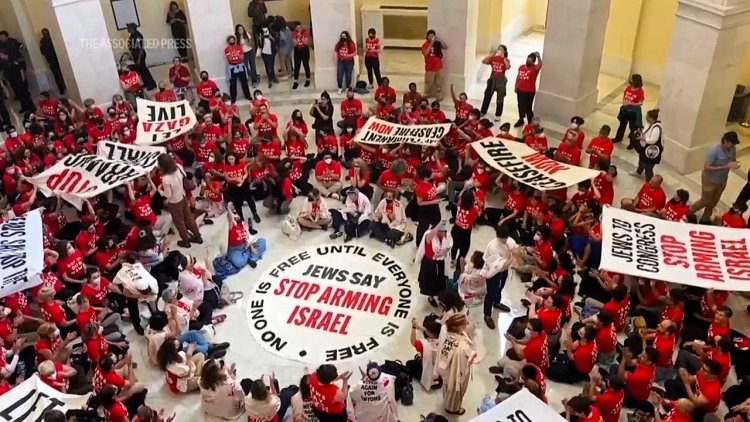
left=415, top=180, right=438, bottom=202
left=38, top=98, right=60, bottom=118
left=516, top=65, right=540, bottom=93
left=254, top=113, right=279, bottom=138
left=587, top=136, right=613, bottom=168
left=365, top=37, right=380, bottom=57
left=59, top=250, right=85, bottom=280
left=257, top=141, right=282, bottom=162
left=623, top=86, right=644, bottom=104
left=573, top=341, right=598, bottom=375
left=224, top=44, right=243, bottom=64
left=314, top=161, right=342, bottom=182
left=422, top=41, right=443, bottom=72
left=700, top=291, right=729, bottom=319
left=524, top=332, right=549, bottom=370
left=653, top=332, right=676, bottom=367
left=662, top=200, right=689, bottom=222
left=660, top=303, right=684, bottom=333
left=595, top=389, right=624, bottom=422
left=374, top=86, right=397, bottom=104
left=378, top=169, right=402, bottom=190
left=119, top=71, right=141, bottom=93
left=486, top=56, right=510, bottom=77
left=454, top=101, right=473, bottom=122
left=196, top=80, right=219, bottom=99
left=664, top=409, right=692, bottom=422
left=626, top=363, right=655, bottom=402
left=40, top=301, right=66, bottom=326
left=335, top=41, right=356, bottom=61
left=706, top=348, right=731, bottom=384
left=556, top=142, right=581, bottom=166
left=537, top=307, right=561, bottom=335
left=636, top=184, right=667, bottom=210
left=455, top=205, right=479, bottom=230
left=80, top=279, right=111, bottom=307
left=596, top=323, right=617, bottom=354
left=131, top=193, right=156, bottom=225
left=309, top=372, right=345, bottom=414
left=695, top=370, right=721, bottom=413
left=525, top=134, right=548, bottom=152
left=340, top=99, right=362, bottom=120
left=722, top=212, right=746, bottom=228
left=594, top=173, right=614, bottom=206
left=578, top=406, right=603, bottom=422
left=293, top=29, right=309, bottom=48
left=228, top=224, right=248, bottom=247
left=86, top=334, right=110, bottom=364
left=169, top=65, right=191, bottom=88
left=506, top=191, right=527, bottom=213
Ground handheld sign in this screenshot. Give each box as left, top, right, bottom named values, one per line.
left=353, top=118, right=450, bottom=147
left=135, top=98, right=197, bottom=145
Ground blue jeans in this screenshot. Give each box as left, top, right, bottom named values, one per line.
left=337, top=60, right=354, bottom=89
left=227, top=238, right=267, bottom=269
left=243, top=51, right=258, bottom=82
left=180, top=330, right=208, bottom=354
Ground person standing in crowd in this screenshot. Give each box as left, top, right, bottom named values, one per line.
left=224, top=35, right=251, bottom=104
left=126, top=23, right=157, bottom=91
left=335, top=31, right=356, bottom=94
left=480, top=226, right=515, bottom=329
left=273, top=17, right=294, bottom=82
left=259, top=25, right=277, bottom=89
left=166, top=2, right=189, bottom=60
left=615, top=74, right=645, bottom=146
left=480, top=45, right=510, bottom=121
left=416, top=222, right=451, bottom=307
left=422, top=30, right=447, bottom=100
left=235, top=25, right=259, bottom=88
left=629, top=108, right=663, bottom=182
left=364, top=28, right=383, bottom=89
left=309, top=364, right=351, bottom=422
left=0, top=50, right=33, bottom=113
left=292, top=23, right=312, bottom=90
left=414, top=164, right=442, bottom=245
left=247, top=0, right=268, bottom=48
left=38, top=28, right=66, bottom=95
left=690, top=131, right=739, bottom=223
left=513, top=51, right=542, bottom=128
left=434, top=313, right=476, bottom=416
left=157, top=154, right=202, bottom=248
left=169, top=57, right=193, bottom=102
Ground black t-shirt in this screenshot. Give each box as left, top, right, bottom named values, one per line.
left=0, top=38, right=23, bottom=62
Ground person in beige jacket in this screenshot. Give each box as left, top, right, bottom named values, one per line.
left=297, top=188, right=332, bottom=230
left=370, top=191, right=412, bottom=247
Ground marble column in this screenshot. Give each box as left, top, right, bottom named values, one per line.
left=42, top=0, right=120, bottom=105
left=659, top=0, right=750, bottom=174
left=534, top=0, right=611, bottom=124
left=427, top=0, right=479, bottom=95
left=184, top=0, right=234, bottom=91
left=310, top=0, right=357, bottom=91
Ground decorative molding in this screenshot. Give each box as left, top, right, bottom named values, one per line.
left=677, top=0, right=750, bottom=29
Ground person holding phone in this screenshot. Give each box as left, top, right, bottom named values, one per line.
left=480, top=45, right=510, bottom=120
left=309, top=364, right=351, bottom=422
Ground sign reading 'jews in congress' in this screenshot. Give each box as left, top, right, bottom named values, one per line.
left=472, top=138, right=601, bottom=190
left=135, top=98, right=197, bottom=145
left=353, top=118, right=450, bottom=146
left=601, top=206, right=750, bottom=290
left=246, top=245, right=414, bottom=363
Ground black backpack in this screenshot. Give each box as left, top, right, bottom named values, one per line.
left=400, top=381, right=414, bottom=405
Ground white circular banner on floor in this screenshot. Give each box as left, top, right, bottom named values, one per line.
left=245, top=244, right=415, bottom=363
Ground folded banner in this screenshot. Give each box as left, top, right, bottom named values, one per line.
left=472, top=138, right=600, bottom=190
left=0, top=210, right=44, bottom=299
left=96, top=141, right=165, bottom=171
left=470, top=388, right=564, bottom=422
left=353, top=118, right=450, bottom=146
left=0, top=374, right=90, bottom=420
left=27, top=154, right=152, bottom=209
left=135, top=98, right=196, bottom=145
left=601, top=206, right=750, bottom=290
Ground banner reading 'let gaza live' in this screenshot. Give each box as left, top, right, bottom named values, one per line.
left=353, top=118, right=450, bottom=146
left=135, top=98, right=197, bottom=145
left=472, top=138, right=601, bottom=190
left=601, top=206, right=750, bottom=290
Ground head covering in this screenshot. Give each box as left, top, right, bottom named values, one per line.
left=436, top=221, right=448, bottom=232
left=366, top=362, right=380, bottom=380
left=346, top=187, right=359, bottom=195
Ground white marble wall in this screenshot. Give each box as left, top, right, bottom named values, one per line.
left=310, top=0, right=358, bottom=91
left=535, top=0, right=611, bottom=124
left=184, top=0, right=234, bottom=91
left=427, top=0, right=479, bottom=94
left=659, top=0, right=750, bottom=173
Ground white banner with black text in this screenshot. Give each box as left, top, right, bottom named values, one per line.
left=472, top=138, right=600, bottom=190
left=353, top=118, right=450, bottom=146
left=96, top=141, right=165, bottom=171
left=0, top=375, right=90, bottom=420
left=0, top=210, right=44, bottom=299
left=470, top=389, right=565, bottom=422
left=135, top=98, right=196, bottom=145
left=601, top=206, right=750, bottom=290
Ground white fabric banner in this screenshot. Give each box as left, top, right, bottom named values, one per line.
left=353, top=118, right=450, bottom=146
left=470, top=389, right=565, bottom=422
left=601, top=206, right=750, bottom=290
left=0, top=374, right=90, bottom=420
left=27, top=154, right=152, bottom=209
left=135, top=98, right=197, bottom=145
left=96, top=141, right=165, bottom=170
left=0, top=210, right=44, bottom=299
left=472, top=138, right=600, bottom=190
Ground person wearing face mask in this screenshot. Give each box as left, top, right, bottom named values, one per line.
left=363, top=28, right=383, bottom=89
left=3, top=126, right=22, bottom=156
left=259, top=25, right=278, bottom=89
left=297, top=188, right=331, bottom=231
left=224, top=35, right=252, bottom=104
left=118, top=65, right=144, bottom=110
left=371, top=190, right=410, bottom=247
left=169, top=57, right=193, bottom=102
left=338, top=88, right=362, bottom=130
left=415, top=221, right=451, bottom=307
left=631, top=108, right=664, bottom=182
left=310, top=91, right=335, bottom=134
left=196, top=72, right=219, bottom=111
left=329, top=187, right=372, bottom=242
left=314, top=153, right=343, bottom=199
left=153, top=81, right=177, bottom=102
left=490, top=318, right=548, bottom=380
left=334, top=31, right=357, bottom=94
left=292, top=23, right=311, bottom=90
left=513, top=51, right=543, bottom=128
left=480, top=45, right=510, bottom=121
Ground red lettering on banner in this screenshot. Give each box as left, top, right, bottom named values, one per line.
left=688, top=231, right=722, bottom=282
left=286, top=305, right=351, bottom=334
left=369, top=122, right=394, bottom=135
left=47, top=169, right=97, bottom=194
left=721, top=239, right=750, bottom=281
left=523, top=152, right=566, bottom=174
left=316, top=286, right=393, bottom=315
left=273, top=279, right=321, bottom=301
left=660, top=235, right=690, bottom=268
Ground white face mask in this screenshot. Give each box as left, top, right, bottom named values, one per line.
left=324, top=158, right=332, bottom=165
left=224, top=101, right=231, bottom=106
left=9, top=132, right=17, bottom=138
left=524, top=328, right=532, bottom=337
left=255, top=94, right=262, bottom=100
left=119, top=118, right=127, bottom=123
left=533, top=234, right=541, bottom=242
left=476, top=168, right=484, bottom=174
left=500, top=130, right=508, bottom=135
left=49, top=371, right=57, bottom=379
left=571, top=123, right=579, bottom=129
left=123, top=130, right=131, bottom=136
left=53, top=328, right=60, bottom=337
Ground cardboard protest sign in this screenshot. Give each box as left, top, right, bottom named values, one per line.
left=135, top=98, right=196, bottom=145
left=601, top=206, right=750, bottom=290
left=0, top=210, right=44, bottom=299
left=0, top=375, right=90, bottom=420
left=96, top=141, right=165, bottom=171
left=353, top=118, right=450, bottom=146
left=472, top=138, right=600, bottom=190
left=470, top=389, right=565, bottom=422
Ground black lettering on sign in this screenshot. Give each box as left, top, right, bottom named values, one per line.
left=610, top=218, right=635, bottom=263
left=326, top=337, right=379, bottom=361
left=634, top=222, right=659, bottom=273
left=0, top=389, right=65, bottom=421
left=507, top=410, right=533, bottom=422
left=249, top=300, right=287, bottom=351
left=2, top=268, right=28, bottom=289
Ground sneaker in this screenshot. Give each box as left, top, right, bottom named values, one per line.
left=488, top=366, right=504, bottom=375
left=191, top=236, right=204, bottom=245
left=253, top=214, right=261, bottom=224
left=484, top=316, right=496, bottom=330
left=343, top=235, right=353, bottom=243
left=513, top=119, right=524, bottom=128
left=304, top=80, right=310, bottom=87
left=248, top=226, right=258, bottom=235
left=628, top=171, right=642, bottom=177
left=330, top=231, right=343, bottom=239
left=268, top=81, right=273, bottom=89
left=338, top=88, right=345, bottom=94
left=292, top=82, right=299, bottom=90
left=493, top=303, right=511, bottom=312
left=494, top=116, right=501, bottom=122
left=248, top=260, right=257, bottom=268
left=177, top=240, right=191, bottom=248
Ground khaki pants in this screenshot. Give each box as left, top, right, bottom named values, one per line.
left=424, top=70, right=443, bottom=99
left=317, top=180, right=343, bottom=196
left=298, top=215, right=332, bottom=230
left=690, top=172, right=727, bottom=222
left=185, top=353, right=205, bottom=393
left=167, top=197, right=200, bottom=241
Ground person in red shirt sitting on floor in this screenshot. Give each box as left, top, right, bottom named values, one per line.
left=586, top=125, right=613, bottom=169
left=524, top=126, right=548, bottom=153
left=718, top=201, right=747, bottom=227
left=547, top=324, right=598, bottom=384
left=314, top=152, right=343, bottom=199
left=555, top=130, right=582, bottom=166
left=664, top=359, right=723, bottom=421
left=338, top=88, right=362, bottom=130
left=675, top=335, right=732, bottom=387
left=658, top=189, right=690, bottom=222
left=309, top=364, right=351, bottom=421
left=564, top=395, right=603, bottom=422
left=619, top=346, right=658, bottom=410
left=586, top=372, right=625, bottom=422
left=622, top=174, right=667, bottom=215
left=374, top=77, right=396, bottom=104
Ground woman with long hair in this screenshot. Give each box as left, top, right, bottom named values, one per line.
left=245, top=378, right=281, bottom=422
left=157, top=153, right=202, bottom=248
left=222, top=152, right=260, bottom=224
left=614, top=73, right=644, bottom=146
left=235, top=24, right=259, bottom=87
left=292, top=23, right=311, bottom=89
left=434, top=313, right=476, bottom=415
left=334, top=31, right=356, bottom=93
left=166, top=1, right=188, bottom=59
left=157, top=336, right=204, bottom=394
left=199, top=359, right=245, bottom=419
left=272, top=16, right=294, bottom=81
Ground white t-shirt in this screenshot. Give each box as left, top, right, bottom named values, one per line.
left=178, top=271, right=204, bottom=302
left=200, top=376, right=246, bottom=420
left=162, top=169, right=186, bottom=204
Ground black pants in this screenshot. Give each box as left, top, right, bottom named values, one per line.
left=370, top=222, right=402, bottom=243
left=636, top=155, right=656, bottom=182
left=313, top=407, right=348, bottom=422
left=131, top=50, right=156, bottom=89
left=546, top=355, right=588, bottom=384
left=293, top=47, right=311, bottom=80
left=415, top=204, right=441, bottom=246
left=664, top=378, right=708, bottom=421
left=364, top=56, right=382, bottom=86
left=516, top=90, right=535, bottom=123
left=6, top=68, right=34, bottom=112
left=262, top=53, right=276, bottom=82
left=330, top=210, right=370, bottom=238
left=615, top=108, right=639, bottom=143
left=229, top=69, right=251, bottom=103
left=578, top=273, right=612, bottom=304
left=224, top=183, right=257, bottom=221
left=171, top=27, right=188, bottom=59
left=480, top=77, right=505, bottom=117
left=484, top=271, right=507, bottom=317
left=46, top=58, right=66, bottom=94
left=450, top=225, right=471, bottom=261
left=0, top=95, right=9, bottom=126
